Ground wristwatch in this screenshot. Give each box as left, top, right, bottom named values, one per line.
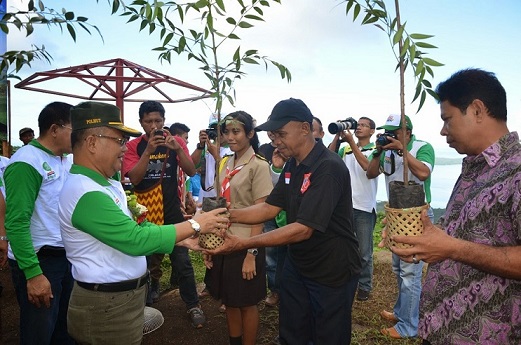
left=0, top=236, right=8, bottom=241
left=196, top=143, right=205, bottom=150
left=188, top=219, right=201, bottom=238
left=247, top=248, right=258, bottom=256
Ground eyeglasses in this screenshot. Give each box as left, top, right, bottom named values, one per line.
left=61, top=125, right=73, bottom=130
left=94, top=135, right=129, bottom=147
left=357, top=123, right=373, bottom=129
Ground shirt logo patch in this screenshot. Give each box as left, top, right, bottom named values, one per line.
left=300, top=173, right=311, bottom=193
left=42, top=162, right=56, bottom=180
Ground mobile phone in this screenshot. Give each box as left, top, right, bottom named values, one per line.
left=154, top=129, right=164, bottom=137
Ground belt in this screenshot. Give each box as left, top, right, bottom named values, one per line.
left=77, top=272, right=149, bottom=293
left=37, top=245, right=66, bottom=257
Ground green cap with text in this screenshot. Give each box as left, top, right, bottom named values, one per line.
left=70, top=101, right=141, bottom=137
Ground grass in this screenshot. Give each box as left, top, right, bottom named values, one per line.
left=159, top=211, right=423, bottom=344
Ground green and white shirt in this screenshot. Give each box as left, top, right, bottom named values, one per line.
left=377, top=135, right=435, bottom=204
left=5, top=141, right=71, bottom=279
left=59, top=165, right=177, bottom=283
left=339, top=142, right=378, bottom=213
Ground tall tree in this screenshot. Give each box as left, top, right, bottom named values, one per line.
left=113, top=0, right=291, bottom=194
left=344, top=0, right=443, bottom=184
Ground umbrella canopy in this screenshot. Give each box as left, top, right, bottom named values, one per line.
left=14, top=58, right=211, bottom=121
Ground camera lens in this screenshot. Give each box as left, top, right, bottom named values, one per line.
left=327, top=118, right=357, bottom=134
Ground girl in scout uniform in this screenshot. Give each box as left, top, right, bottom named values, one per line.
left=206, top=111, right=273, bottom=345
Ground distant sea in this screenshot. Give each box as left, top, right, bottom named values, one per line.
left=376, top=146, right=464, bottom=209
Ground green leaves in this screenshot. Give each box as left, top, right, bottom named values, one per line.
left=115, top=0, right=291, bottom=114
left=1, top=1, right=105, bottom=80
left=343, top=0, right=443, bottom=113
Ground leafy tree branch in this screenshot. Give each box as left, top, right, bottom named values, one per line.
left=344, top=0, right=443, bottom=113
left=1, top=0, right=105, bottom=80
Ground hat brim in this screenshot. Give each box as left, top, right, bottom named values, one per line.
left=108, top=124, right=142, bottom=137
left=376, top=125, right=412, bottom=131
left=376, top=125, right=399, bottom=131
left=255, top=119, right=291, bottom=132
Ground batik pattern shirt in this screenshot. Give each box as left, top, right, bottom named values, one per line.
left=419, top=132, right=521, bottom=344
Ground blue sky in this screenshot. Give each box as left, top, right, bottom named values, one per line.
left=6, top=0, right=521, bottom=150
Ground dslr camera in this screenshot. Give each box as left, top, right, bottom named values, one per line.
left=205, top=128, right=218, bottom=140
left=328, top=117, right=358, bottom=134
left=376, top=131, right=397, bottom=146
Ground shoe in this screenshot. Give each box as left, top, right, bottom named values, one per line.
left=265, top=292, right=279, bottom=306
left=198, top=288, right=210, bottom=297
left=187, top=305, right=206, bottom=328
left=150, top=279, right=160, bottom=303
left=380, top=309, right=398, bottom=323
left=380, top=326, right=403, bottom=339
left=218, top=304, right=226, bottom=313
left=356, top=289, right=370, bottom=301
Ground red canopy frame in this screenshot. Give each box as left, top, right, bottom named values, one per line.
left=15, top=58, right=211, bottom=121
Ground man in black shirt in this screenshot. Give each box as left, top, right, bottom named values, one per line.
left=208, top=98, right=361, bottom=344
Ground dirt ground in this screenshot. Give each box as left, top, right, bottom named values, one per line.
left=0, top=251, right=420, bottom=345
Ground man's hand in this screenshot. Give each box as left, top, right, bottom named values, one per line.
left=27, top=274, right=53, bottom=308
left=144, top=128, right=167, bottom=155
left=192, top=208, right=230, bottom=235
left=198, top=130, right=209, bottom=146
left=206, top=139, right=220, bottom=161
left=339, top=129, right=355, bottom=145
left=164, top=134, right=182, bottom=151
left=381, top=135, right=403, bottom=152
left=272, top=148, right=288, bottom=169
left=205, top=232, right=244, bottom=256
left=391, top=210, right=451, bottom=264
left=177, top=237, right=204, bottom=251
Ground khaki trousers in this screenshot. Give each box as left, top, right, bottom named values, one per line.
left=67, top=282, right=146, bottom=345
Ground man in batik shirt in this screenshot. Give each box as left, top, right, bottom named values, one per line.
left=393, top=68, right=521, bottom=344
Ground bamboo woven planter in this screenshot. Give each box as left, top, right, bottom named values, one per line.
left=198, top=197, right=227, bottom=250
left=384, top=203, right=429, bottom=249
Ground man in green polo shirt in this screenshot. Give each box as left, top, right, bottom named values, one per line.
left=59, top=101, right=229, bottom=344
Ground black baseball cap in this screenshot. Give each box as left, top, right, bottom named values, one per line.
left=256, top=98, right=313, bottom=132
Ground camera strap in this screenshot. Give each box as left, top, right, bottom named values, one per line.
left=381, top=151, right=396, bottom=176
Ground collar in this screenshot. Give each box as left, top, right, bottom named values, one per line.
left=29, top=139, right=56, bottom=156
left=463, top=131, right=519, bottom=168
left=298, top=140, right=325, bottom=168
left=70, top=164, right=112, bottom=186
left=233, top=146, right=256, bottom=166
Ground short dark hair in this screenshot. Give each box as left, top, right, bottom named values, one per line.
left=170, top=122, right=190, bottom=136
left=359, top=116, right=376, bottom=129
left=71, top=128, right=90, bottom=149
left=138, top=101, right=165, bottom=120
left=436, top=68, right=507, bottom=121
left=38, top=102, right=73, bottom=135
left=312, top=116, right=323, bottom=132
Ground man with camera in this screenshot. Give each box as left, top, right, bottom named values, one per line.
left=328, top=116, right=378, bottom=302
left=190, top=115, right=232, bottom=200
left=122, top=101, right=207, bottom=329
left=366, top=114, right=435, bottom=339
left=190, top=115, right=232, bottom=305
